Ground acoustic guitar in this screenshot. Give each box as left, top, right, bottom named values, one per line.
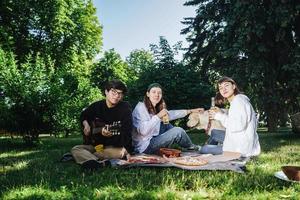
left=83, top=118, right=121, bottom=145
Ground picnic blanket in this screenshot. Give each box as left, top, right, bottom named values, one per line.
left=110, top=151, right=249, bottom=173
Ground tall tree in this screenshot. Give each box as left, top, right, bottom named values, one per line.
left=0, top=0, right=103, bottom=139
left=126, top=49, right=154, bottom=75
left=183, top=0, right=300, bottom=131
left=0, top=0, right=102, bottom=66
left=130, top=37, right=213, bottom=109
left=91, top=49, right=132, bottom=91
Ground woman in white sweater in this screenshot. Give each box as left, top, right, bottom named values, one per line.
left=132, top=83, right=203, bottom=154
left=201, top=77, right=261, bottom=157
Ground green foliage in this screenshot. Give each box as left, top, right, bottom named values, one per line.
left=126, top=49, right=154, bottom=75
left=0, top=49, right=55, bottom=137
left=0, top=0, right=103, bottom=139
left=0, top=0, right=102, bottom=66
left=183, top=0, right=300, bottom=131
left=91, top=49, right=134, bottom=91
left=0, top=47, right=101, bottom=139
left=128, top=37, right=213, bottom=109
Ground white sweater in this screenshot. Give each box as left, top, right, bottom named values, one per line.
left=132, top=102, right=188, bottom=153
left=214, top=94, right=261, bottom=157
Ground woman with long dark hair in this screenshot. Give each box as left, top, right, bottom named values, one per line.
left=132, top=83, right=203, bottom=154
left=201, top=77, right=261, bottom=157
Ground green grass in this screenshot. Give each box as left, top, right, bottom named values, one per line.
left=1, top=128, right=300, bottom=200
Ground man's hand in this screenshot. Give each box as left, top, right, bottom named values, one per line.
left=208, top=107, right=220, bottom=120
left=102, top=125, right=113, bottom=137
left=82, top=120, right=91, bottom=136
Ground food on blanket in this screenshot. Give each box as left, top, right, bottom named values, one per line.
left=159, top=148, right=181, bottom=158
left=127, top=155, right=167, bottom=164
left=94, top=144, right=104, bottom=152
left=282, top=166, right=300, bottom=181
left=167, top=156, right=208, bottom=166
left=187, top=111, right=225, bottom=135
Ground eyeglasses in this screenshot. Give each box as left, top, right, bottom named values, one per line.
left=110, top=89, right=123, bottom=97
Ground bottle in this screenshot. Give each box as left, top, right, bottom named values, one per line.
left=211, top=97, right=215, bottom=108
left=162, top=102, right=169, bottom=124
left=207, top=97, right=215, bottom=134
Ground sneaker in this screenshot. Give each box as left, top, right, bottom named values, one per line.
left=82, top=160, right=104, bottom=170
left=186, top=145, right=202, bottom=151
left=60, top=152, right=74, bottom=162
left=81, top=159, right=111, bottom=170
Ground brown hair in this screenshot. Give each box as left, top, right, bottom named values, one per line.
left=144, top=83, right=165, bottom=114
left=215, top=76, right=241, bottom=106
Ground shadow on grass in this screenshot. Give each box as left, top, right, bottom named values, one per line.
left=259, top=130, right=300, bottom=153
left=1, top=130, right=300, bottom=199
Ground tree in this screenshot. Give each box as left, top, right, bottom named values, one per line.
left=126, top=49, right=154, bottom=75
left=0, top=0, right=102, bottom=66
left=0, top=49, right=55, bottom=139
left=183, top=0, right=300, bottom=131
left=130, top=37, right=213, bottom=109
left=0, top=0, right=103, bottom=140
left=91, top=49, right=133, bottom=91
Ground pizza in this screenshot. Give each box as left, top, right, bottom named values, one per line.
left=126, top=155, right=167, bottom=164
left=165, top=156, right=208, bottom=166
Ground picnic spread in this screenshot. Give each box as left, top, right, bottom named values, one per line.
left=109, top=150, right=247, bottom=173
left=61, top=148, right=249, bottom=173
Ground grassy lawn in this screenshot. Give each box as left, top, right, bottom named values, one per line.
left=1, top=128, right=300, bottom=200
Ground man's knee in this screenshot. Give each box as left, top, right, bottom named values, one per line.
left=71, top=145, right=82, bottom=153
left=94, top=147, right=128, bottom=159
left=71, top=145, right=93, bottom=154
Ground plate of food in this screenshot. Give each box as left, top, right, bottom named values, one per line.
left=126, top=154, right=168, bottom=164
left=164, top=155, right=208, bottom=166
left=159, top=148, right=181, bottom=158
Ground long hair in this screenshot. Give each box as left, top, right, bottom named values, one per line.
left=215, top=76, right=242, bottom=106
left=143, top=83, right=165, bottom=114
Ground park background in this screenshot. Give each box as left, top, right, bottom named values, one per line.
left=0, top=0, right=299, bottom=199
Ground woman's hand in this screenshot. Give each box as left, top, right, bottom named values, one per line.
left=208, top=107, right=220, bottom=120
left=187, top=108, right=204, bottom=115
left=157, top=108, right=168, bottom=119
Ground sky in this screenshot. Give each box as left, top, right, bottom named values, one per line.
left=92, top=0, right=197, bottom=59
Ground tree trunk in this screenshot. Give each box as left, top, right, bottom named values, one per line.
left=291, top=113, right=300, bottom=134
left=279, top=107, right=289, bottom=127
left=265, top=102, right=279, bottom=132
left=267, top=114, right=278, bottom=132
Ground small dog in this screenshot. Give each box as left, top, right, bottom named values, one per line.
left=187, top=110, right=225, bottom=135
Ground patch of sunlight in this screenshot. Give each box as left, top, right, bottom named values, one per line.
left=277, top=145, right=300, bottom=153
left=14, top=160, right=29, bottom=170
left=0, top=150, right=40, bottom=159
left=93, top=185, right=216, bottom=199
left=2, top=186, right=72, bottom=200
left=155, top=188, right=218, bottom=200
left=0, top=160, right=29, bottom=173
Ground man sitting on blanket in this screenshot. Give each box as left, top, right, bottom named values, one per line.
left=71, top=80, right=133, bottom=170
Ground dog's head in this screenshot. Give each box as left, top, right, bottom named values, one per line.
left=187, top=111, right=209, bottom=130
